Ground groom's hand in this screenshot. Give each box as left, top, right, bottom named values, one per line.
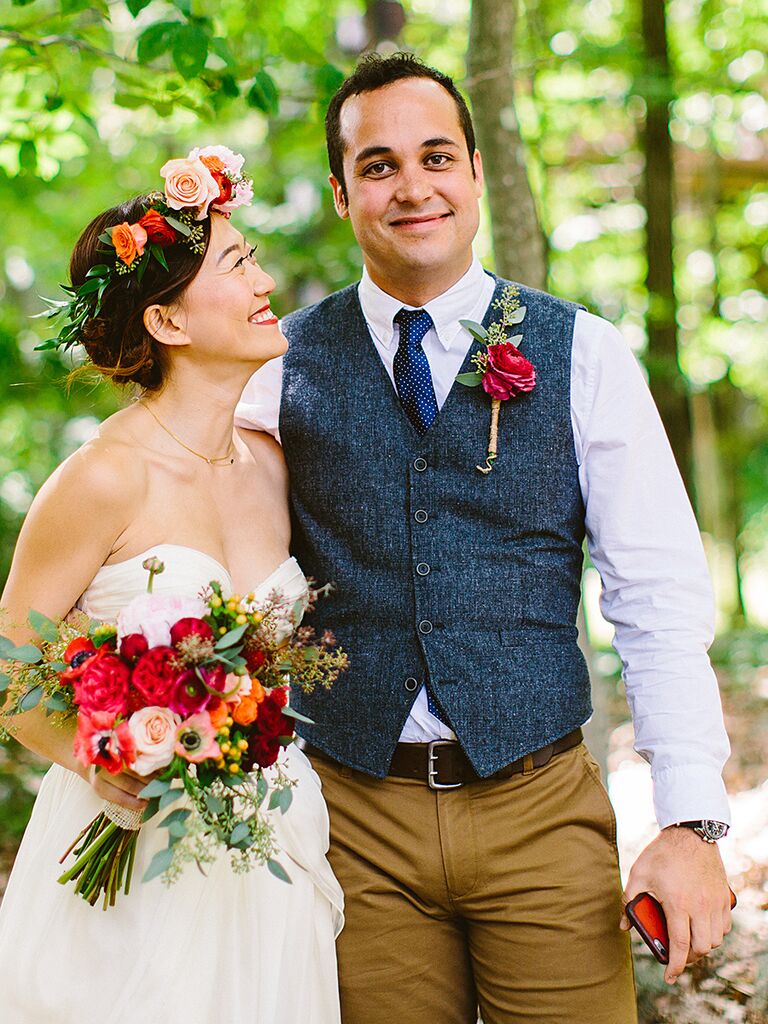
left=620, top=826, right=732, bottom=985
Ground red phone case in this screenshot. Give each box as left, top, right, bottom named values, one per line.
left=627, top=889, right=737, bottom=965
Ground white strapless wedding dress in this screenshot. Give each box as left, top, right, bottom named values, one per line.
left=0, top=545, right=344, bottom=1024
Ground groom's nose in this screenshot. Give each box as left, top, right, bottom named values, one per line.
left=393, top=162, right=434, bottom=206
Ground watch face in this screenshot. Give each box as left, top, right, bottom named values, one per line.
left=702, top=820, right=728, bottom=841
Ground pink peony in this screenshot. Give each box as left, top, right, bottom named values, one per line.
left=117, top=592, right=208, bottom=649
left=160, top=156, right=220, bottom=220
left=127, top=706, right=180, bottom=776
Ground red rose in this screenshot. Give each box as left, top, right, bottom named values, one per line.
left=61, top=637, right=97, bottom=684
left=120, top=633, right=149, bottom=662
left=255, top=688, right=293, bottom=740
left=247, top=734, right=281, bottom=769
left=132, top=646, right=178, bottom=707
left=170, top=617, right=214, bottom=646
left=73, top=651, right=131, bottom=716
left=482, top=343, right=536, bottom=402
left=200, top=155, right=234, bottom=207
left=137, top=209, right=178, bottom=247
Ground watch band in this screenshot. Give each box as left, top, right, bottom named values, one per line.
left=676, top=820, right=729, bottom=843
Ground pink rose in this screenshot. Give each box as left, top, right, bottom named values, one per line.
left=482, top=343, right=536, bottom=402
left=127, top=706, right=180, bottom=776
left=73, top=651, right=131, bottom=716
left=214, top=178, right=254, bottom=216
left=160, top=157, right=220, bottom=220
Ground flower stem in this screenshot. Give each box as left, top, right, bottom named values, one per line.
left=477, top=399, right=501, bottom=474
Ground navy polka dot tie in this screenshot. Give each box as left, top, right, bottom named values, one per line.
left=393, top=308, right=438, bottom=435
left=393, top=308, right=447, bottom=725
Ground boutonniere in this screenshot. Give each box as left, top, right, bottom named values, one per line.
left=456, top=285, right=536, bottom=474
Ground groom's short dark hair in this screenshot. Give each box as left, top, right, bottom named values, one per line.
left=325, top=52, right=476, bottom=199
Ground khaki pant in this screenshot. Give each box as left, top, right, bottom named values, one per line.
left=311, top=743, right=637, bottom=1024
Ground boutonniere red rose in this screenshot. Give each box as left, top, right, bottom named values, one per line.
left=456, top=285, right=536, bottom=473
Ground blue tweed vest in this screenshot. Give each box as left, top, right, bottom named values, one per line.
left=279, top=275, right=590, bottom=777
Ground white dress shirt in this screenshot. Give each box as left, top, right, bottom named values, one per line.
left=235, top=255, right=731, bottom=828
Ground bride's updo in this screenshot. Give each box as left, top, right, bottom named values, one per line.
left=69, top=195, right=211, bottom=391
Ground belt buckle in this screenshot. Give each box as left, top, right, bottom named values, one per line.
left=427, top=740, right=463, bottom=790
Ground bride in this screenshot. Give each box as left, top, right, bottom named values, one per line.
left=0, top=148, right=343, bottom=1023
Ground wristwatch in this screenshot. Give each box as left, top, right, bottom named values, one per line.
left=675, top=820, right=729, bottom=843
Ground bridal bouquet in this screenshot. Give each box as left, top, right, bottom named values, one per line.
left=0, top=558, right=348, bottom=909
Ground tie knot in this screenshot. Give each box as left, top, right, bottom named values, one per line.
left=394, top=307, right=433, bottom=344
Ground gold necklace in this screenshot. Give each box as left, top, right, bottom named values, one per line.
left=139, top=401, right=235, bottom=466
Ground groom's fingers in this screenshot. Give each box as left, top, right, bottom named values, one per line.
left=664, top=910, right=691, bottom=984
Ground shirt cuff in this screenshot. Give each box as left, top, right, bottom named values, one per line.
left=651, top=762, right=731, bottom=829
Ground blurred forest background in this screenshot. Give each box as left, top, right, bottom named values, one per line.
left=0, top=0, right=766, bottom=1019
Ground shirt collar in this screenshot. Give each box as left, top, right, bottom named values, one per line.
left=358, top=255, right=492, bottom=352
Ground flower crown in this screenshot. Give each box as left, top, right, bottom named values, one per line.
left=36, top=145, right=254, bottom=354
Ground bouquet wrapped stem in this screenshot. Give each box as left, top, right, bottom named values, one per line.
left=58, top=808, right=140, bottom=908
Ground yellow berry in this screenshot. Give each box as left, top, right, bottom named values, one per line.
left=216, top=759, right=225, bottom=769
left=219, top=626, right=227, bottom=635
left=236, top=614, right=247, bottom=625
left=238, top=739, right=248, bottom=751
left=219, top=726, right=230, bottom=737
left=225, top=716, right=233, bottom=727
left=211, top=595, right=222, bottom=608
left=220, top=742, right=231, bottom=754
left=229, top=763, right=241, bottom=775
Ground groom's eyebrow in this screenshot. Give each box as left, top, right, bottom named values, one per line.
left=354, top=138, right=461, bottom=165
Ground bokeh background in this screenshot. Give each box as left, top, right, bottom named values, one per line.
left=1, top=1, right=767, bottom=1019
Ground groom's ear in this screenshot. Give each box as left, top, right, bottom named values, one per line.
left=143, top=304, right=190, bottom=348
left=329, top=175, right=349, bottom=220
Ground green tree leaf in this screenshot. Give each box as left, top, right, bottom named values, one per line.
left=126, top=0, right=153, bottom=15
left=172, top=24, right=209, bottom=80
left=247, top=70, right=279, bottom=115
left=137, top=21, right=178, bottom=65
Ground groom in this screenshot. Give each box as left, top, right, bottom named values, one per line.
left=237, top=52, right=733, bottom=1024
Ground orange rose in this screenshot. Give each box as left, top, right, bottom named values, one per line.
left=111, top=222, right=148, bottom=266
left=232, top=693, right=259, bottom=727
left=208, top=698, right=229, bottom=730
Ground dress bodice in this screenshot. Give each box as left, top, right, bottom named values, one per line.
left=77, top=544, right=308, bottom=624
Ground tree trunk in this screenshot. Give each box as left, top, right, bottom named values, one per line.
left=641, top=0, right=694, bottom=500
left=466, top=0, right=547, bottom=288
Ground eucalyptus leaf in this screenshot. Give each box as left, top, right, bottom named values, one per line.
left=256, top=775, right=268, bottom=806
left=281, top=705, right=315, bottom=725
left=455, top=372, right=484, bottom=387
left=18, top=685, right=43, bottom=712
left=44, top=693, right=70, bottom=713
left=163, top=215, right=192, bottom=237
left=278, top=787, right=293, bottom=814
left=267, top=858, right=292, bottom=884
left=143, top=846, right=174, bottom=883
left=214, top=622, right=249, bottom=649
left=28, top=609, right=59, bottom=643
left=508, top=305, right=527, bottom=324
left=459, top=318, right=488, bottom=340
left=268, top=789, right=282, bottom=811
left=143, top=797, right=160, bottom=823
left=139, top=777, right=172, bottom=798
left=6, top=643, right=42, bottom=664
left=204, top=793, right=226, bottom=815
left=0, top=672, right=9, bottom=693
left=158, top=808, right=192, bottom=828
left=229, top=822, right=250, bottom=845
left=167, top=820, right=188, bottom=839
left=159, top=787, right=184, bottom=810
left=509, top=335, right=524, bottom=345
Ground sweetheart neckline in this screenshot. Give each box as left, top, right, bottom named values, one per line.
left=97, top=544, right=297, bottom=595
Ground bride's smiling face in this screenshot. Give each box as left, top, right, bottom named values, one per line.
left=152, top=213, right=287, bottom=368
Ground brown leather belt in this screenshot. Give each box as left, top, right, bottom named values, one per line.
left=305, top=728, right=583, bottom=791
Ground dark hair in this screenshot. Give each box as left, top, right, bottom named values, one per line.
left=325, top=52, right=476, bottom=200
left=69, top=194, right=211, bottom=390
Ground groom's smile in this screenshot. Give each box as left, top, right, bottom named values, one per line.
left=329, top=77, right=484, bottom=306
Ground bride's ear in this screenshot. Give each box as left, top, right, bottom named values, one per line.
left=143, top=304, right=190, bottom=348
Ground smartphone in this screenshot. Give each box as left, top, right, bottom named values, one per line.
left=626, top=889, right=737, bottom=964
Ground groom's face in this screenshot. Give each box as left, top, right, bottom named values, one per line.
left=330, top=78, right=484, bottom=300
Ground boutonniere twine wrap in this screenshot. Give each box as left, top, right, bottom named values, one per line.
left=456, top=285, right=536, bottom=474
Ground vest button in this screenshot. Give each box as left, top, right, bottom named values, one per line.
left=413, top=457, right=428, bottom=472
left=416, top=562, right=430, bottom=576
left=404, top=677, right=419, bottom=692
left=418, top=620, right=433, bottom=635
left=414, top=509, right=428, bottom=524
